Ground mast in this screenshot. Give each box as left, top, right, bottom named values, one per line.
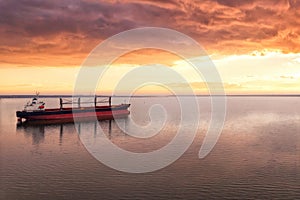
left=59, top=98, right=63, bottom=110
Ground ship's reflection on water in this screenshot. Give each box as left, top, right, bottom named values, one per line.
left=16, top=119, right=129, bottom=145
left=17, top=124, right=46, bottom=145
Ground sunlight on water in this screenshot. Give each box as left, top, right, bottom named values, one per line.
left=0, top=97, right=299, bottom=199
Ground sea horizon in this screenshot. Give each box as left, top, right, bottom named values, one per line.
left=1, top=94, right=300, bottom=99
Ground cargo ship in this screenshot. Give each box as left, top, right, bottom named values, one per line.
left=16, top=95, right=130, bottom=123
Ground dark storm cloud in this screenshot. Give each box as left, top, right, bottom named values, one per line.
left=0, top=0, right=299, bottom=65
left=176, top=0, right=300, bottom=53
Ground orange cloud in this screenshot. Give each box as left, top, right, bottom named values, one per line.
left=1, top=0, right=299, bottom=67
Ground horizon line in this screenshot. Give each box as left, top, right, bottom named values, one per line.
left=1, top=94, right=300, bottom=98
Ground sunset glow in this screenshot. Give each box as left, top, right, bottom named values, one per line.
left=1, top=0, right=299, bottom=95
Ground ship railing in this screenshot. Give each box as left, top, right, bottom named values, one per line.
left=59, top=96, right=112, bottom=110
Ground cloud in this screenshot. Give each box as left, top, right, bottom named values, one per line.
left=280, top=75, right=294, bottom=79
left=0, top=0, right=299, bottom=66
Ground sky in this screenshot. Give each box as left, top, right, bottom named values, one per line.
left=0, top=0, right=299, bottom=95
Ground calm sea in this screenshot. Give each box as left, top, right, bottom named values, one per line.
left=0, top=96, right=299, bottom=200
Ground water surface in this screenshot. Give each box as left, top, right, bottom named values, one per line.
left=1, top=97, right=299, bottom=199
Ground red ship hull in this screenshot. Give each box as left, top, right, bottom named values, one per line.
left=17, top=104, right=130, bottom=123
